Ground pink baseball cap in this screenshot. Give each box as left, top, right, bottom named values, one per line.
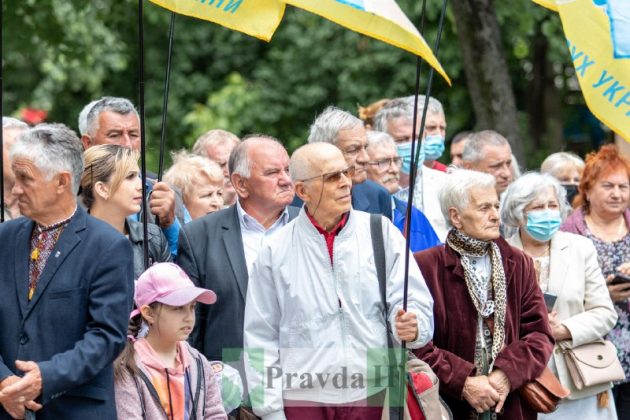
left=130, top=263, right=217, bottom=318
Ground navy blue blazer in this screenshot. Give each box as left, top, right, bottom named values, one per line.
left=0, top=207, right=134, bottom=419
left=291, top=179, right=392, bottom=219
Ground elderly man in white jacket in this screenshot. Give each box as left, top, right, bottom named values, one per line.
left=244, top=142, right=434, bottom=420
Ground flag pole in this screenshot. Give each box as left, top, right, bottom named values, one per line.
left=157, top=12, right=176, bottom=182
left=1, top=0, right=5, bottom=223
left=138, top=0, right=149, bottom=269
left=399, top=0, right=448, bottom=414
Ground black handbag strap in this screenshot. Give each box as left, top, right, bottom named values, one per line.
left=370, top=214, right=401, bottom=420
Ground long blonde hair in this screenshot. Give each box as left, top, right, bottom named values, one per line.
left=81, top=145, right=139, bottom=209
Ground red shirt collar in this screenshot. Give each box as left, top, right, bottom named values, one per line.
left=305, top=209, right=349, bottom=235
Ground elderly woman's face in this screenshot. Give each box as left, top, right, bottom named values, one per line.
left=554, top=165, right=581, bottom=185
left=523, top=186, right=559, bottom=217
left=185, top=177, right=224, bottom=220
left=451, top=186, right=500, bottom=241
left=587, top=170, right=630, bottom=218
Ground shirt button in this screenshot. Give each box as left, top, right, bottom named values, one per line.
left=19, top=333, right=29, bottom=345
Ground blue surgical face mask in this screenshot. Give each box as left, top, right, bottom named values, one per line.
left=525, top=209, right=562, bottom=242
left=396, top=142, right=425, bottom=174
left=423, top=134, right=445, bottom=160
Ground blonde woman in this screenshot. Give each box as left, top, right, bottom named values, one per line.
left=165, top=152, right=225, bottom=220
left=81, top=144, right=171, bottom=278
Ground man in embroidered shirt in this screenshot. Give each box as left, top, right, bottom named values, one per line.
left=0, top=124, right=134, bottom=419
left=244, top=142, right=434, bottom=420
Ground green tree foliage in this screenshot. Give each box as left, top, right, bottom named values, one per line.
left=3, top=0, right=586, bottom=170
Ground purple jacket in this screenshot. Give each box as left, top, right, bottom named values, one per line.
left=561, top=208, right=630, bottom=236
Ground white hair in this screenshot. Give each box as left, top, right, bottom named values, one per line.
left=10, top=124, right=84, bottom=194
left=373, top=96, right=443, bottom=133
left=366, top=130, right=396, bottom=150
left=462, top=130, right=510, bottom=163
left=439, top=169, right=496, bottom=228
left=192, top=129, right=240, bottom=157
left=403, top=95, right=444, bottom=115
left=540, top=152, right=584, bottom=178
left=228, top=135, right=283, bottom=179
left=500, top=172, right=570, bottom=228
left=307, top=106, right=363, bottom=145
left=2, top=117, right=28, bottom=130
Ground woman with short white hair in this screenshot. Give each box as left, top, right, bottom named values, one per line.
left=164, top=153, right=224, bottom=219
left=501, top=172, right=618, bottom=419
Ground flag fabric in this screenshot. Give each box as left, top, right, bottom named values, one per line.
left=534, top=0, right=630, bottom=141
left=282, top=0, right=451, bottom=85
left=148, top=0, right=285, bottom=41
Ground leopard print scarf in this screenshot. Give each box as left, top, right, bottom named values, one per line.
left=446, top=229, right=506, bottom=365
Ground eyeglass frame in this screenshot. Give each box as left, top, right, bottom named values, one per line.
left=298, top=165, right=356, bottom=184
left=367, top=156, right=403, bottom=171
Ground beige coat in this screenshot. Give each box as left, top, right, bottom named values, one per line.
left=507, top=230, right=618, bottom=399
left=413, top=165, right=448, bottom=241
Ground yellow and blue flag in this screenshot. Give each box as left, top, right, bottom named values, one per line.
left=534, top=0, right=630, bottom=141
left=148, top=0, right=285, bottom=41
left=282, top=0, right=451, bottom=85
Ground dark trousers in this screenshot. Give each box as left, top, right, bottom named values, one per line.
left=613, top=382, right=630, bottom=419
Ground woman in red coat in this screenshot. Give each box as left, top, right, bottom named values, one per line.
left=413, top=169, right=554, bottom=420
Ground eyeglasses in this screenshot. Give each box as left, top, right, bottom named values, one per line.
left=300, top=166, right=355, bottom=183
left=367, top=157, right=402, bottom=170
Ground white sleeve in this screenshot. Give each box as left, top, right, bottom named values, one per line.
left=243, top=244, right=287, bottom=420
left=383, top=217, right=434, bottom=349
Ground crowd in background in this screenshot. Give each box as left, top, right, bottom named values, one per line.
left=0, top=94, right=629, bottom=420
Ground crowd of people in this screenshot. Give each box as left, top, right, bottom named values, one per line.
left=0, top=94, right=628, bottom=420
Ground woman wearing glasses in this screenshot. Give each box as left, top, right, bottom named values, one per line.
left=366, top=131, right=440, bottom=252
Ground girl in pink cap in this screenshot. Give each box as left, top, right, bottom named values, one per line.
left=114, top=262, right=227, bottom=419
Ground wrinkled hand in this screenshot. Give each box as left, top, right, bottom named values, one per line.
left=149, top=182, right=176, bottom=228
left=0, top=362, right=42, bottom=403
left=0, top=370, right=42, bottom=419
left=462, top=375, right=500, bottom=413
left=616, top=262, right=630, bottom=276
left=606, top=274, right=630, bottom=303
left=488, top=369, right=511, bottom=413
left=395, top=309, right=418, bottom=342
left=548, top=310, right=572, bottom=341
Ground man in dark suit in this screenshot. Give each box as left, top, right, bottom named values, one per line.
left=0, top=124, right=134, bottom=419
left=305, top=106, right=392, bottom=219
left=178, top=135, right=298, bottom=364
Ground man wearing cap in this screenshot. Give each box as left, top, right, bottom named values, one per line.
left=244, top=143, right=434, bottom=419
left=0, top=124, right=134, bottom=419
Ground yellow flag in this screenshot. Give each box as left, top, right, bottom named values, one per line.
left=282, top=0, right=451, bottom=85
left=532, top=0, right=558, bottom=12
left=535, top=0, right=630, bottom=141
left=148, top=0, right=285, bottom=41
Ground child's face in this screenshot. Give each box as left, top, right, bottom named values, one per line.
left=149, top=302, right=196, bottom=343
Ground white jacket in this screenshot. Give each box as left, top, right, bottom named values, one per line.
left=244, top=209, right=434, bottom=420
left=507, top=231, right=617, bottom=400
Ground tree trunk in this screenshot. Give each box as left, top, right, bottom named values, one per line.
left=450, top=0, right=524, bottom=163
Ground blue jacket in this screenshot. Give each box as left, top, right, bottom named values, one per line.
left=392, top=196, right=441, bottom=252
left=0, top=207, right=134, bottom=419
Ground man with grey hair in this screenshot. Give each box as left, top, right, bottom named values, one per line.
left=192, top=129, right=240, bottom=206
left=244, top=142, right=433, bottom=418
left=2, top=117, right=28, bottom=220
left=462, top=130, right=514, bottom=195
left=373, top=99, right=449, bottom=240
left=78, top=96, right=181, bottom=257
left=305, top=106, right=391, bottom=219
left=178, top=135, right=299, bottom=388
left=0, top=124, right=134, bottom=419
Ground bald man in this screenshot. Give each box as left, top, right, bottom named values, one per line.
left=244, top=142, right=434, bottom=419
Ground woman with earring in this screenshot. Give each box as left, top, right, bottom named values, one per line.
left=502, top=172, right=617, bottom=419
left=81, top=144, right=171, bottom=278
left=560, top=144, right=630, bottom=418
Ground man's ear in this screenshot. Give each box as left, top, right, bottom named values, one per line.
left=231, top=173, right=249, bottom=199
left=295, top=182, right=309, bottom=203
left=56, top=172, right=74, bottom=194
left=448, top=207, right=463, bottom=230
left=81, top=135, right=92, bottom=150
